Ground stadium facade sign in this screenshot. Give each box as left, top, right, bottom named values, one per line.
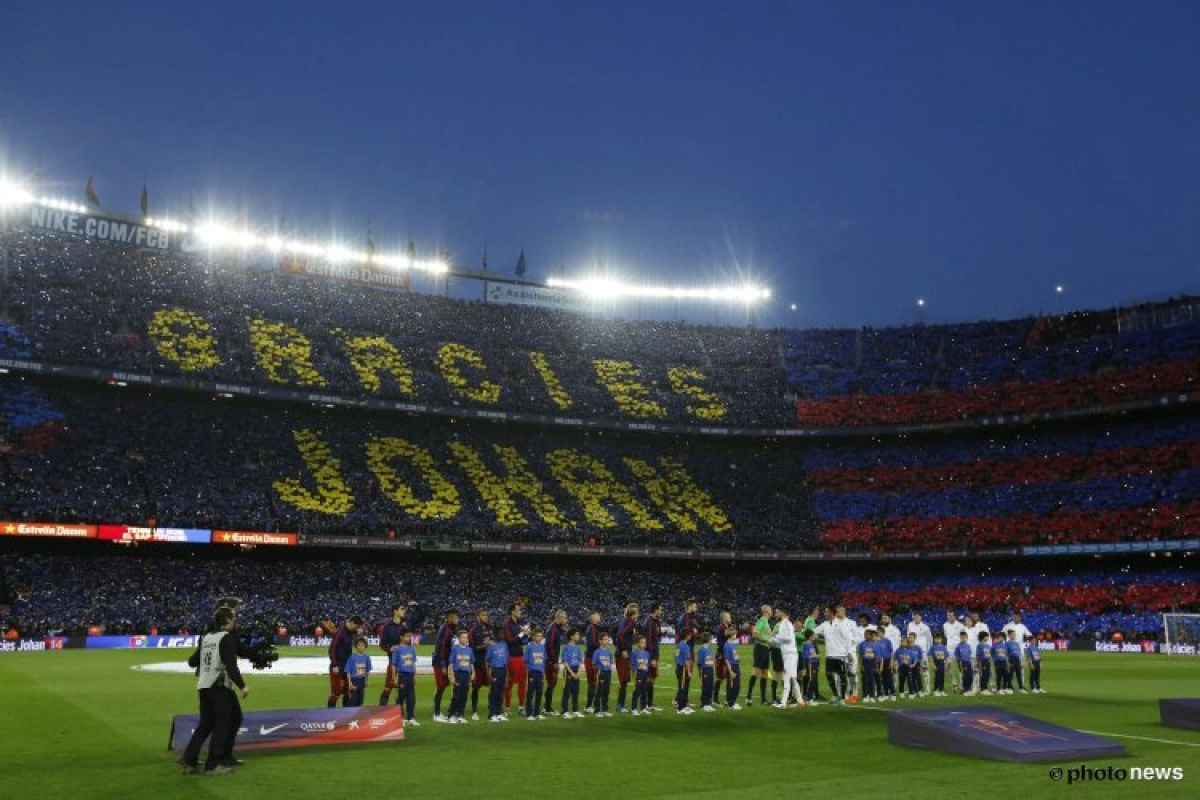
left=484, top=281, right=590, bottom=313
left=26, top=206, right=177, bottom=251
left=298, top=534, right=416, bottom=549
left=280, top=257, right=411, bottom=291
left=1023, top=539, right=1200, bottom=556
left=466, top=541, right=1014, bottom=562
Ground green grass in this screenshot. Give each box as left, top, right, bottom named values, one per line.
left=1, top=647, right=1198, bottom=799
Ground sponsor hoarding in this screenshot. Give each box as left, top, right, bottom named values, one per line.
left=170, top=706, right=404, bottom=752
left=98, top=525, right=211, bottom=544
left=212, top=530, right=298, bottom=546
left=0, top=637, right=67, bottom=652
left=0, top=520, right=96, bottom=539
left=87, top=635, right=201, bottom=650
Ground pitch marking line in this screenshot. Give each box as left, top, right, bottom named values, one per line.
left=1078, top=730, right=1200, bottom=748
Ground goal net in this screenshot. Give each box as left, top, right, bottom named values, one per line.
left=1162, top=613, right=1200, bottom=656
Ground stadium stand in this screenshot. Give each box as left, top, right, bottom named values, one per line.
left=1, top=222, right=1199, bottom=644
left=1, top=227, right=1199, bottom=554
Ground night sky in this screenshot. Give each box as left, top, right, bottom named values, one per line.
left=3, top=1, right=1198, bottom=327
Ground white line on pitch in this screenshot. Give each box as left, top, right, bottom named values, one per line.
left=1077, top=730, right=1200, bottom=748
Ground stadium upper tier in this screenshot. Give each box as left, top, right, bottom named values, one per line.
left=1, top=375, right=1196, bottom=551
left=0, top=228, right=1196, bottom=432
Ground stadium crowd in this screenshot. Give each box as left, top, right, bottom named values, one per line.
left=2, top=552, right=1194, bottom=642
left=786, top=309, right=1199, bottom=427
left=0, top=376, right=811, bottom=548
left=0, top=230, right=786, bottom=427
left=806, top=413, right=1200, bottom=551
left=1, top=229, right=1196, bottom=432
left=2, top=373, right=1198, bottom=552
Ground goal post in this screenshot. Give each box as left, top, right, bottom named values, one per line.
left=1162, top=613, right=1200, bottom=655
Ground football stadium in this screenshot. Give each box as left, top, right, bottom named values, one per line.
left=4, top=4, right=1200, bottom=799
left=2, top=182, right=1199, bottom=797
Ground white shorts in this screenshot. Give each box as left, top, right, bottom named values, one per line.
left=783, top=652, right=799, bottom=680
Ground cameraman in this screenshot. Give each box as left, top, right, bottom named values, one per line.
left=180, top=608, right=249, bottom=775
left=211, top=597, right=256, bottom=766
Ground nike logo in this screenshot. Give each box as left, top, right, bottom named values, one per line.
left=259, top=723, right=287, bottom=735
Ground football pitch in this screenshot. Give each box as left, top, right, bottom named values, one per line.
left=2, top=647, right=1198, bottom=799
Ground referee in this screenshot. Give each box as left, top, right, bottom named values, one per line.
left=181, top=608, right=249, bottom=775
left=746, top=604, right=773, bottom=706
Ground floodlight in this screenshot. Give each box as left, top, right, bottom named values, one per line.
left=547, top=276, right=771, bottom=303
left=0, top=181, right=34, bottom=207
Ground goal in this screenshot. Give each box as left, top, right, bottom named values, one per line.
left=1162, top=613, right=1200, bottom=656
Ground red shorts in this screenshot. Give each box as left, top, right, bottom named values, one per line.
left=649, top=662, right=659, bottom=681
left=585, top=658, right=598, bottom=687
left=716, top=660, right=730, bottom=681
left=433, top=665, right=450, bottom=691
left=506, top=656, right=527, bottom=688
left=506, top=656, right=528, bottom=704
left=545, top=663, right=559, bottom=686
left=384, top=663, right=399, bottom=690
left=616, top=654, right=632, bottom=684
left=329, top=666, right=349, bottom=698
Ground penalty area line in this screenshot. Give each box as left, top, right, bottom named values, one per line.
left=1077, top=730, right=1200, bottom=748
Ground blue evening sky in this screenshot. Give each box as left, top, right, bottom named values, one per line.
left=2, top=1, right=1198, bottom=328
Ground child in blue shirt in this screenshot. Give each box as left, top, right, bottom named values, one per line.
left=390, top=630, right=419, bottom=726
left=524, top=628, right=547, bottom=720
left=631, top=636, right=651, bottom=715
left=1005, top=631, right=1026, bottom=693
left=929, top=634, right=951, bottom=697
left=801, top=630, right=822, bottom=704
left=675, top=634, right=693, bottom=714
left=345, top=638, right=372, bottom=707
left=723, top=635, right=742, bottom=710
left=907, top=635, right=925, bottom=697
left=1025, top=638, right=1044, bottom=693
left=895, top=639, right=913, bottom=699
left=593, top=633, right=615, bottom=717
left=486, top=629, right=510, bottom=722
left=975, top=631, right=992, bottom=694
left=448, top=631, right=474, bottom=723
left=954, top=632, right=974, bottom=696
left=991, top=637, right=1010, bottom=694
left=873, top=630, right=894, bottom=701
left=857, top=629, right=879, bottom=702
left=697, top=632, right=716, bottom=711
left=560, top=629, right=583, bottom=718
